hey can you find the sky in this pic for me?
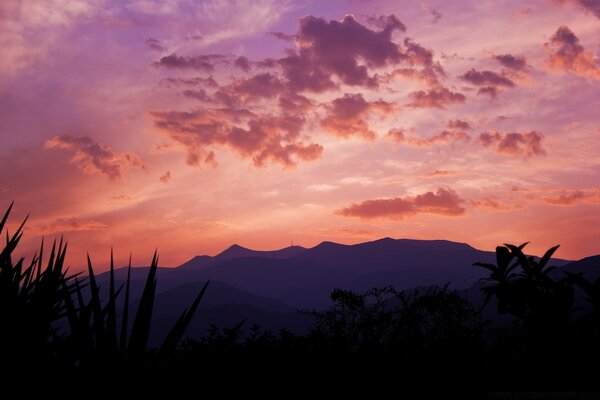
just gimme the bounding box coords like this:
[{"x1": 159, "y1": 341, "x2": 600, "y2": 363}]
[{"x1": 1, "y1": 0, "x2": 600, "y2": 269}]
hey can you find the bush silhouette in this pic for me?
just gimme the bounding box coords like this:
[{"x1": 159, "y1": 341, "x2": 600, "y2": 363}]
[{"x1": 0, "y1": 203, "x2": 208, "y2": 371}]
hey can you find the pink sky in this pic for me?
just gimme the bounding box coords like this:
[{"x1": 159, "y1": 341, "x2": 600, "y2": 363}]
[{"x1": 2, "y1": 0, "x2": 600, "y2": 269}]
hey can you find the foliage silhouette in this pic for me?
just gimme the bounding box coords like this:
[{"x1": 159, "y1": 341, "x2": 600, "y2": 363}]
[{"x1": 0, "y1": 203, "x2": 208, "y2": 370}]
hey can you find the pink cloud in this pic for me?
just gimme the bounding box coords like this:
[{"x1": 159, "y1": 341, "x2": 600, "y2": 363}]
[
  {"x1": 279, "y1": 14, "x2": 406, "y2": 90},
  {"x1": 321, "y1": 93, "x2": 393, "y2": 139},
  {"x1": 234, "y1": 56, "x2": 251, "y2": 72},
  {"x1": 479, "y1": 130, "x2": 546, "y2": 157},
  {"x1": 388, "y1": 129, "x2": 470, "y2": 147},
  {"x1": 159, "y1": 171, "x2": 171, "y2": 183},
  {"x1": 493, "y1": 54, "x2": 527, "y2": 71},
  {"x1": 153, "y1": 53, "x2": 226, "y2": 71},
  {"x1": 461, "y1": 68, "x2": 515, "y2": 98},
  {"x1": 544, "y1": 25, "x2": 600, "y2": 79},
  {"x1": 407, "y1": 87, "x2": 466, "y2": 108},
  {"x1": 151, "y1": 109, "x2": 322, "y2": 168},
  {"x1": 543, "y1": 188, "x2": 600, "y2": 205},
  {"x1": 426, "y1": 169, "x2": 456, "y2": 177},
  {"x1": 421, "y1": 3, "x2": 443, "y2": 23},
  {"x1": 446, "y1": 119, "x2": 471, "y2": 130},
  {"x1": 559, "y1": 0, "x2": 600, "y2": 19},
  {"x1": 462, "y1": 69, "x2": 515, "y2": 87},
  {"x1": 35, "y1": 217, "x2": 108, "y2": 235},
  {"x1": 146, "y1": 38, "x2": 166, "y2": 52},
  {"x1": 337, "y1": 188, "x2": 465, "y2": 219},
  {"x1": 44, "y1": 135, "x2": 147, "y2": 181}
]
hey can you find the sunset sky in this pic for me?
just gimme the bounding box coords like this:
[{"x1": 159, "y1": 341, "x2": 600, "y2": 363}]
[{"x1": 2, "y1": 0, "x2": 600, "y2": 269}]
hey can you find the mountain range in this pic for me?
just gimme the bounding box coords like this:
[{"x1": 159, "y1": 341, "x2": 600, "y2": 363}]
[{"x1": 95, "y1": 237, "x2": 596, "y2": 344}]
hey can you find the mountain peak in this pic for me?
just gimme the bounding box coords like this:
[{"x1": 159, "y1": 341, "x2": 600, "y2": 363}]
[{"x1": 217, "y1": 244, "x2": 251, "y2": 257}]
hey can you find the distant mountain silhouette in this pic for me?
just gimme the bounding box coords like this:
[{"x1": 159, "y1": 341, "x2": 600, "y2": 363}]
[
  {"x1": 177, "y1": 244, "x2": 307, "y2": 269},
  {"x1": 172, "y1": 238, "x2": 571, "y2": 308},
  {"x1": 561, "y1": 254, "x2": 600, "y2": 280},
  {"x1": 95, "y1": 237, "x2": 577, "y2": 339}
]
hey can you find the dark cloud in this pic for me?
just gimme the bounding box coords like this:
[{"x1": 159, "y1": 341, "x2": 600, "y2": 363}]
[
  {"x1": 493, "y1": 54, "x2": 527, "y2": 70},
  {"x1": 477, "y1": 86, "x2": 498, "y2": 99},
  {"x1": 159, "y1": 76, "x2": 219, "y2": 88},
  {"x1": 479, "y1": 130, "x2": 545, "y2": 157},
  {"x1": 462, "y1": 68, "x2": 515, "y2": 87},
  {"x1": 279, "y1": 14, "x2": 406, "y2": 91},
  {"x1": 337, "y1": 188, "x2": 465, "y2": 219},
  {"x1": 267, "y1": 31, "x2": 295, "y2": 41},
  {"x1": 446, "y1": 119, "x2": 471, "y2": 130},
  {"x1": 146, "y1": 38, "x2": 166, "y2": 52},
  {"x1": 461, "y1": 68, "x2": 515, "y2": 99},
  {"x1": 153, "y1": 53, "x2": 226, "y2": 71},
  {"x1": 321, "y1": 93, "x2": 393, "y2": 139},
  {"x1": 44, "y1": 135, "x2": 146, "y2": 181},
  {"x1": 182, "y1": 89, "x2": 210, "y2": 101},
  {"x1": 234, "y1": 56, "x2": 251, "y2": 72},
  {"x1": 544, "y1": 25, "x2": 600, "y2": 79},
  {"x1": 407, "y1": 87, "x2": 466, "y2": 108}
]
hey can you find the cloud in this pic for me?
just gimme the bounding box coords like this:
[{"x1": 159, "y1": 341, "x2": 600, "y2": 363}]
[
  {"x1": 153, "y1": 53, "x2": 226, "y2": 71},
  {"x1": 337, "y1": 188, "x2": 466, "y2": 219},
  {"x1": 234, "y1": 56, "x2": 251, "y2": 72},
  {"x1": 544, "y1": 190, "x2": 586, "y2": 205},
  {"x1": 544, "y1": 25, "x2": 600, "y2": 79},
  {"x1": 278, "y1": 14, "x2": 406, "y2": 91},
  {"x1": 559, "y1": 0, "x2": 600, "y2": 19},
  {"x1": 388, "y1": 129, "x2": 470, "y2": 147},
  {"x1": 478, "y1": 130, "x2": 546, "y2": 157},
  {"x1": 493, "y1": 54, "x2": 527, "y2": 70},
  {"x1": 426, "y1": 169, "x2": 456, "y2": 177},
  {"x1": 407, "y1": 87, "x2": 466, "y2": 108},
  {"x1": 477, "y1": 86, "x2": 498, "y2": 99},
  {"x1": 45, "y1": 135, "x2": 147, "y2": 181},
  {"x1": 182, "y1": 89, "x2": 211, "y2": 101},
  {"x1": 151, "y1": 109, "x2": 323, "y2": 168},
  {"x1": 159, "y1": 77, "x2": 219, "y2": 88},
  {"x1": 268, "y1": 31, "x2": 295, "y2": 41},
  {"x1": 160, "y1": 171, "x2": 171, "y2": 183},
  {"x1": 146, "y1": 38, "x2": 167, "y2": 52},
  {"x1": 461, "y1": 68, "x2": 515, "y2": 99},
  {"x1": 35, "y1": 217, "x2": 108, "y2": 235},
  {"x1": 446, "y1": 119, "x2": 471, "y2": 130},
  {"x1": 420, "y1": 3, "x2": 443, "y2": 23},
  {"x1": 321, "y1": 93, "x2": 393, "y2": 139},
  {"x1": 462, "y1": 69, "x2": 515, "y2": 87}
]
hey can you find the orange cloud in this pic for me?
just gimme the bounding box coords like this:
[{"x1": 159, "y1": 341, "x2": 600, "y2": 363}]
[
  {"x1": 151, "y1": 110, "x2": 322, "y2": 168},
  {"x1": 44, "y1": 135, "x2": 146, "y2": 181},
  {"x1": 407, "y1": 86, "x2": 465, "y2": 108},
  {"x1": 544, "y1": 25, "x2": 600, "y2": 79},
  {"x1": 337, "y1": 188, "x2": 465, "y2": 219},
  {"x1": 478, "y1": 130, "x2": 545, "y2": 157},
  {"x1": 388, "y1": 129, "x2": 470, "y2": 147},
  {"x1": 321, "y1": 93, "x2": 393, "y2": 139}
]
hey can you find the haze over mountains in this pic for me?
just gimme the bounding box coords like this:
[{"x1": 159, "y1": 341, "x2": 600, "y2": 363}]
[{"x1": 90, "y1": 237, "x2": 599, "y2": 344}]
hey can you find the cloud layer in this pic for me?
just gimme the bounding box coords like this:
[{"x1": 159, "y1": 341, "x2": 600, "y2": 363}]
[{"x1": 337, "y1": 188, "x2": 466, "y2": 219}]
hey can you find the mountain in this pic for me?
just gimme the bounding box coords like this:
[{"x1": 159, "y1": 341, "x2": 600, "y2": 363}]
[
  {"x1": 177, "y1": 244, "x2": 307, "y2": 269},
  {"x1": 154, "y1": 237, "x2": 572, "y2": 309},
  {"x1": 561, "y1": 255, "x2": 600, "y2": 280},
  {"x1": 96, "y1": 237, "x2": 575, "y2": 335}
]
